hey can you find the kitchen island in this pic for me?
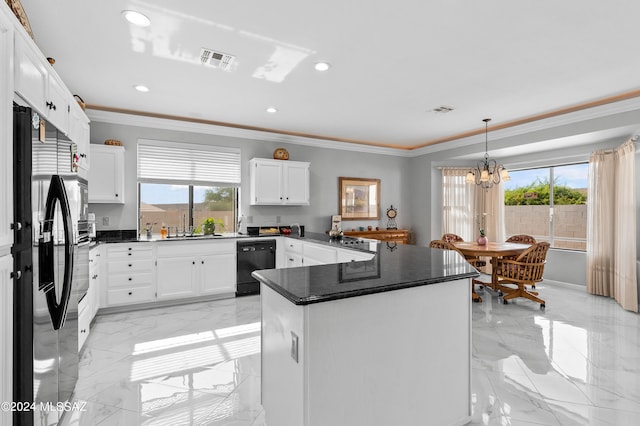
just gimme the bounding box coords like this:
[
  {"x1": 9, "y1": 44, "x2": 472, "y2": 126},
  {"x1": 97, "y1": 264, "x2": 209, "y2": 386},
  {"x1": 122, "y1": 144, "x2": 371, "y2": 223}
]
[{"x1": 253, "y1": 243, "x2": 479, "y2": 426}]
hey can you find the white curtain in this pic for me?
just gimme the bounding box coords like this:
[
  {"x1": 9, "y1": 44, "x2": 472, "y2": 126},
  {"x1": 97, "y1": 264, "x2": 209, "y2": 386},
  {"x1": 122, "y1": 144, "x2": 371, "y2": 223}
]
[
  {"x1": 587, "y1": 140, "x2": 638, "y2": 312},
  {"x1": 442, "y1": 168, "x2": 481, "y2": 241},
  {"x1": 484, "y1": 181, "x2": 506, "y2": 243}
]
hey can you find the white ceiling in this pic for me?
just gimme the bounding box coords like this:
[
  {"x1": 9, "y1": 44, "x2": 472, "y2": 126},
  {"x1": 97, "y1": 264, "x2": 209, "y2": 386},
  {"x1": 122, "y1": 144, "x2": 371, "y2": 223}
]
[{"x1": 18, "y1": 0, "x2": 640, "y2": 153}]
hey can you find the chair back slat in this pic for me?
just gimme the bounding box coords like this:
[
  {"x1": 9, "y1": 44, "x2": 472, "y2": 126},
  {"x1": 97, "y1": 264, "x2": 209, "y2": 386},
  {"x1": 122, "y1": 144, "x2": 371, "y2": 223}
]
[
  {"x1": 442, "y1": 233, "x2": 464, "y2": 243},
  {"x1": 506, "y1": 234, "x2": 537, "y2": 244}
]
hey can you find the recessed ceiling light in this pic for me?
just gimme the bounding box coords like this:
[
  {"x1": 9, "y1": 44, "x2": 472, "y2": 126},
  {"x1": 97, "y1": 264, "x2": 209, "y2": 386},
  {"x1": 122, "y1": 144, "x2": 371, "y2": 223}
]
[
  {"x1": 266, "y1": 107, "x2": 278, "y2": 113},
  {"x1": 134, "y1": 85, "x2": 150, "y2": 92},
  {"x1": 314, "y1": 62, "x2": 331, "y2": 72},
  {"x1": 122, "y1": 10, "x2": 151, "y2": 27}
]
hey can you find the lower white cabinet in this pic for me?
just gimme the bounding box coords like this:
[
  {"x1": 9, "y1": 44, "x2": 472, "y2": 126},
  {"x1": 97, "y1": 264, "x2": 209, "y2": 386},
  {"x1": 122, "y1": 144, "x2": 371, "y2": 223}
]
[
  {"x1": 156, "y1": 256, "x2": 198, "y2": 300},
  {"x1": 105, "y1": 244, "x2": 154, "y2": 307},
  {"x1": 200, "y1": 252, "x2": 236, "y2": 295},
  {"x1": 280, "y1": 239, "x2": 374, "y2": 269},
  {"x1": 304, "y1": 243, "x2": 338, "y2": 265},
  {"x1": 0, "y1": 254, "x2": 13, "y2": 426},
  {"x1": 155, "y1": 240, "x2": 237, "y2": 301},
  {"x1": 78, "y1": 295, "x2": 90, "y2": 350}
]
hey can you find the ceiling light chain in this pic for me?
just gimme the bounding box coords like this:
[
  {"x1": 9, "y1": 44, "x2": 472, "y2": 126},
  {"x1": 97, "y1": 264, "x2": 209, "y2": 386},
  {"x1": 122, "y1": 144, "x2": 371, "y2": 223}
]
[{"x1": 466, "y1": 118, "x2": 510, "y2": 190}]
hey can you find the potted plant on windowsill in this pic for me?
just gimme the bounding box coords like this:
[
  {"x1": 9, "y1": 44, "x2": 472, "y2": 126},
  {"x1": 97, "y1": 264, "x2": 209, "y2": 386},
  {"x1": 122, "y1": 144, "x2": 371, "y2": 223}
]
[{"x1": 202, "y1": 217, "x2": 224, "y2": 235}]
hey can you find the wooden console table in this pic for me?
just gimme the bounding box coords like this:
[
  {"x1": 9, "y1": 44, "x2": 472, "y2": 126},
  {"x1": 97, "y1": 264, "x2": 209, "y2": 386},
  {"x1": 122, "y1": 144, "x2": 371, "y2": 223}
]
[{"x1": 344, "y1": 229, "x2": 410, "y2": 244}]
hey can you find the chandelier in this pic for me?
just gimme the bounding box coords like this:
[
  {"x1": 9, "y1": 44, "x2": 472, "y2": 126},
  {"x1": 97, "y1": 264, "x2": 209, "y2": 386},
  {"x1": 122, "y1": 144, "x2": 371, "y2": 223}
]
[{"x1": 466, "y1": 118, "x2": 510, "y2": 190}]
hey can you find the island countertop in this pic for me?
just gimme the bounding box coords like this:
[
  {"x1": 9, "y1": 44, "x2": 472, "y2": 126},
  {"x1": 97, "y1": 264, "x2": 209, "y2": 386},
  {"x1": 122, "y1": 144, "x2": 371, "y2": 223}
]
[{"x1": 252, "y1": 240, "x2": 479, "y2": 305}]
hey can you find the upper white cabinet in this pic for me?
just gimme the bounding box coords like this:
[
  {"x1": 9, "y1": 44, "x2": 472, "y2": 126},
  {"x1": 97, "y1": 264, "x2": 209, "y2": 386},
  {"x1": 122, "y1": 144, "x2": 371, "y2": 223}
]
[
  {"x1": 14, "y1": 30, "x2": 70, "y2": 134},
  {"x1": 249, "y1": 158, "x2": 310, "y2": 205},
  {"x1": 68, "y1": 100, "x2": 90, "y2": 178},
  {"x1": 89, "y1": 145, "x2": 125, "y2": 203},
  {"x1": 0, "y1": 8, "x2": 14, "y2": 255}
]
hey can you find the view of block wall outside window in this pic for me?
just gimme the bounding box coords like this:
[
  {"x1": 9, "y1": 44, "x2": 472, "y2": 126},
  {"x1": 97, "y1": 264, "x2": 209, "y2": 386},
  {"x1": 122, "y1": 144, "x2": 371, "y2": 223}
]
[
  {"x1": 139, "y1": 183, "x2": 237, "y2": 236},
  {"x1": 504, "y1": 164, "x2": 588, "y2": 251}
]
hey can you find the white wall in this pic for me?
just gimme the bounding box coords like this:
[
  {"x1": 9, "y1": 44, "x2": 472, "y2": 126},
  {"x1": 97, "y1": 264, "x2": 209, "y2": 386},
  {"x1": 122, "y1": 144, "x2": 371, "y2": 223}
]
[{"x1": 88, "y1": 121, "x2": 411, "y2": 235}]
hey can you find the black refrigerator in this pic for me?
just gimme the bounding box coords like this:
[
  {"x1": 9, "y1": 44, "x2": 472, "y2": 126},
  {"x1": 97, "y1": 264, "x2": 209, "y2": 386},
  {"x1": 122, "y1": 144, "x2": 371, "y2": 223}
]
[{"x1": 12, "y1": 105, "x2": 89, "y2": 426}]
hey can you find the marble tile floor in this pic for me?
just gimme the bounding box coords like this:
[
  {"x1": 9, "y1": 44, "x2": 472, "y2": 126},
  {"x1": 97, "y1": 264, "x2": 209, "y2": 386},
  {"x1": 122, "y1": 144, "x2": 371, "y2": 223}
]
[{"x1": 61, "y1": 281, "x2": 640, "y2": 426}]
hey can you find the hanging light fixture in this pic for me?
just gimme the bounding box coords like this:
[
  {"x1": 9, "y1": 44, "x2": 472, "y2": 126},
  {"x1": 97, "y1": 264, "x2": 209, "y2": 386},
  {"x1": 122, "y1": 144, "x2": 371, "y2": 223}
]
[{"x1": 466, "y1": 118, "x2": 510, "y2": 190}]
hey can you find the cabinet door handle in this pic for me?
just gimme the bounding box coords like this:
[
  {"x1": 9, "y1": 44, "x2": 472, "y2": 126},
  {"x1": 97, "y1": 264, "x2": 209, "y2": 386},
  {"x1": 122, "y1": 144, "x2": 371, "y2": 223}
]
[
  {"x1": 128, "y1": 253, "x2": 132, "y2": 256},
  {"x1": 128, "y1": 278, "x2": 132, "y2": 281},
  {"x1": 115, "y1": 194, "x2": 119, "y2": 197},
  {"x1": 201, "y1": 261, "x2": 204, "y2": 264},
  {"x1": 192, "y1": 261, "x2": 195, "y2": 265},
  {"x1": 128, "y1": 292, "x2": 132, "y2": 295},
  {"x1": 128, "y1": 264, "x2": 132, "y2": 267}
]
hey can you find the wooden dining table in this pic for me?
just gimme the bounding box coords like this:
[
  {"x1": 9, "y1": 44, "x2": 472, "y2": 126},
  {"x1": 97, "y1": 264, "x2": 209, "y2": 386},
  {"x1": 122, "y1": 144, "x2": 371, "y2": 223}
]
[{"x1": 453, "y1": 241, "x2": 531, "y2": 292}]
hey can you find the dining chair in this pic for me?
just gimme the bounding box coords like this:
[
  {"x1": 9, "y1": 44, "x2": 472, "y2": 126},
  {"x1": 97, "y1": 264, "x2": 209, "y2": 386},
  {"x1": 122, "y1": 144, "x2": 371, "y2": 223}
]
[
  {"x1": 429, "y1": 240, "x2": 483, "y2": 302},
  {"x1": 495, "y1": 242, "x2": 550, "y2": 309},
  {"x1": 506, "y1": 234, "x2": 537, "y2": 244},
  {"x1": 441, "y1": 233, "x2": 464, "y2": 243},
  {"x1": 442, "y1": 233, "x2": 487, "y2": 270},
  {"x1": 504, "y1": 234, "x2": 537, "y2": 286}
]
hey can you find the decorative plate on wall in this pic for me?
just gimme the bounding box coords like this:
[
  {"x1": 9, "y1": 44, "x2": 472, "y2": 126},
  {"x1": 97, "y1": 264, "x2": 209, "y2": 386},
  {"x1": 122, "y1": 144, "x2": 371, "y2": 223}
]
[{"x1": 273, "y1": 147, "x2": 289, "y2": 160}]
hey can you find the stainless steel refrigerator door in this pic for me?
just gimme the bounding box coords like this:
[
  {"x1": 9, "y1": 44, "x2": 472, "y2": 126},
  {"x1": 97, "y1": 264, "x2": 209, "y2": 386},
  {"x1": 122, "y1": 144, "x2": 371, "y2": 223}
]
[{"x1": 32, "y1": 161, "x2": 79, "y2": 425}]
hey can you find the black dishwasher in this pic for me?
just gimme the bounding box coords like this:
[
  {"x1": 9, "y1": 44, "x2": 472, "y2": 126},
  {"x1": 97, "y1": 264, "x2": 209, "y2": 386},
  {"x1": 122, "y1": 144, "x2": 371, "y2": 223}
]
[{"x1": 236, "y1": 240, "x2": 276, "y2": 296}]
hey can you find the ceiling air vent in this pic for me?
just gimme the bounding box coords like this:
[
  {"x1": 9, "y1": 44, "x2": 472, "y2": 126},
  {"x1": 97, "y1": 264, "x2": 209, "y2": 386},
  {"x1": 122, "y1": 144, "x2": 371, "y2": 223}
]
[
  {"x1": 432, "y1": 105, "x2": 455, "y2": 113},
  {"x1": 200, "y1": 48, "x2": 235, "y2": 71}
]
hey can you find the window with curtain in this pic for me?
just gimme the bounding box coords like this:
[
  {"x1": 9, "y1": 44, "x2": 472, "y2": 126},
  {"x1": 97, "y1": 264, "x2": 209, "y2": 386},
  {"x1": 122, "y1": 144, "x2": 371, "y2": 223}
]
[
  {"x1": 504, "y1": 163, "x2": 588, "y2": 250},
  {"x1": 137, "y1": 139, "x2": 241, "y2": 236},
  {"x1": 442, "y1": 168, "x2": 482, "y2": 241}
]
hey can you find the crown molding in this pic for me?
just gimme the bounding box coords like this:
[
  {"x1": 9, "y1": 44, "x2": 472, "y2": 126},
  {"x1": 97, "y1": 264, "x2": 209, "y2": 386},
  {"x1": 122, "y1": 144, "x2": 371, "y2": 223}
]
[
  {"x1": 87, "y1": 91, "x2": 640, "y2": 159},
  {"x1": 86, "y1": 108, "x2": 415, "y2": 158}
]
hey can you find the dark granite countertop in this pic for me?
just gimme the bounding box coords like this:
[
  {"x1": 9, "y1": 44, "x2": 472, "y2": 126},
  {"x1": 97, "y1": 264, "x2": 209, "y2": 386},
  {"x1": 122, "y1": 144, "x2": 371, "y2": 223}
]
[{"x1": 252, "y1": 242, "x2": 479, "y2": 305}]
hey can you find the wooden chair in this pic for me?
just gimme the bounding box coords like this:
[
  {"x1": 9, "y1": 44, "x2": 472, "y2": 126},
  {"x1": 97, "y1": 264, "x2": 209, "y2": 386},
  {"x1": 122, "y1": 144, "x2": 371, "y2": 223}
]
[
  {"x1": 506, "y1": 234, "x2": 537, "y2": 244},
  {"x1": 429, "y1": 240, "x2": 482, "y2": 302},
  {"x1": 442, "y1": 233, "x2": 487, "y2": 270},
  {"x1": 442, "y1": 233, "x2": 464, "y2": 243},
  {"x1": 495, "y1": 242, "x2": 550, "y2": 309},
  {"x1": 504, "y1": 234, "x2": 537, "y2": 286}
]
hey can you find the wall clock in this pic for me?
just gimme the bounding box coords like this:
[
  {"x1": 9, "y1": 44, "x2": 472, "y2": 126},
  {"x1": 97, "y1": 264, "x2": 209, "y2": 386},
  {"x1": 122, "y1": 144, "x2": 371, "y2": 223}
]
[{"x1": 386, "y1": 205, "x2": 397, "y2": 230}]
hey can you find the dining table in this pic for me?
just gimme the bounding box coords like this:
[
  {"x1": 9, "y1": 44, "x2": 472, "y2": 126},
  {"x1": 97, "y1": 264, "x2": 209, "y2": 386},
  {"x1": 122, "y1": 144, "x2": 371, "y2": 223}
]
[{"x1": 453, "y1": 241, "x2": 531, "y2": 292}]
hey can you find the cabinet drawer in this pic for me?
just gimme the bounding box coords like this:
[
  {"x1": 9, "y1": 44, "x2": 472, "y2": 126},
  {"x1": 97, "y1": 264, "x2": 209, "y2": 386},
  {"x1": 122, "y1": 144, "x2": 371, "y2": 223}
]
[
  {"x1": 108, "y1": 259, "x2": 154, "y2": 273},
  {"x1": 284, "y1": 239, "x2": 303, "y2": 254},
  {"x1": 107, "y1": 286, "x2": 155, "y2": 306},
  {"x1": 107, "y1": 245, "x2": 153, "y2": 260},
  {"x1": 108, "y1": 272, "x2": 153, "y2": 288}
]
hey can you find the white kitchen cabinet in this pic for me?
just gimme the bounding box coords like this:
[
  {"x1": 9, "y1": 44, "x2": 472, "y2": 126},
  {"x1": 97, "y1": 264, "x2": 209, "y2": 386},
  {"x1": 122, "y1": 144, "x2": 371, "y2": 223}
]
[
  {"x1": 1, "y1": 10, "x2": 14, "y2": 424},
  {"x1": 0, "y1": 254, "x2": 13, "y2": 426},
  {"x1": 14, "y1": 30, "x2": 70, "y2": 134},
  {"x1": 303, "y1": 242, "x2": 337, "y2": 265},
  {"x1": 0, "y1": 8, "x2": 13, "y2": 256},
  {"x1": 68, "y1": 99, "x2": 90, "y2": 179},
  {"x1": 156, "y1": 240, "x2": 236, "y2": 300},
  {"x1": 156, "y1": 256, "x2": 198, "y2": 300},
  {"x1": 89, "y1": 244, "x2": 102, "y2": 318},
  {"x1": 283, "y1": 238, "x2": 304, "y2": 267},
  {"x1": 249, "y1": 158, "x2": 309, "y2": 205},
  {"x1": 105, "y1": 244, "x2": 154, "y2": 307},
  {"x1": 336, "y1": 247, "x2": 375, "y2": 263},
  {"x1": 199, "y1": 252, "x2": 236, "y2": 295},
  {"x1": 89, "y1": 144, "x2": 125, "y2": 203},
  {"x1": 77, "y1": 294, "x2": 90, "y2": 350}
]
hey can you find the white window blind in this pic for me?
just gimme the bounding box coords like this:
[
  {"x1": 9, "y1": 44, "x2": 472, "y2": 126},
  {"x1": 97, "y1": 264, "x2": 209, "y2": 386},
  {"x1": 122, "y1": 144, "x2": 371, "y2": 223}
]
[{"x1": 137, "y1": 139, "x2": 241, "y2": 186}]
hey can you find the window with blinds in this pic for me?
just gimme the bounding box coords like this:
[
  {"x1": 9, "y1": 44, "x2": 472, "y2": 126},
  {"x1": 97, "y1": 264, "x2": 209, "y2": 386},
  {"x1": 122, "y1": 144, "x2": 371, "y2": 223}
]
[
  {"x1": 137, "y1": 139, "x2": 240, "y2": 237},
  {"x1": 137, "y1": 139, "x2": 241, "y2": 186}
]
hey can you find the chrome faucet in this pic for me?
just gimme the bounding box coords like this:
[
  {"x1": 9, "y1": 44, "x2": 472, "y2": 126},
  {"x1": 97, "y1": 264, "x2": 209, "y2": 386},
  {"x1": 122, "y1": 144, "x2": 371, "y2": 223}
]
[{"x1": 290, "y1": 223, "x2": 300, "y2": 237}]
